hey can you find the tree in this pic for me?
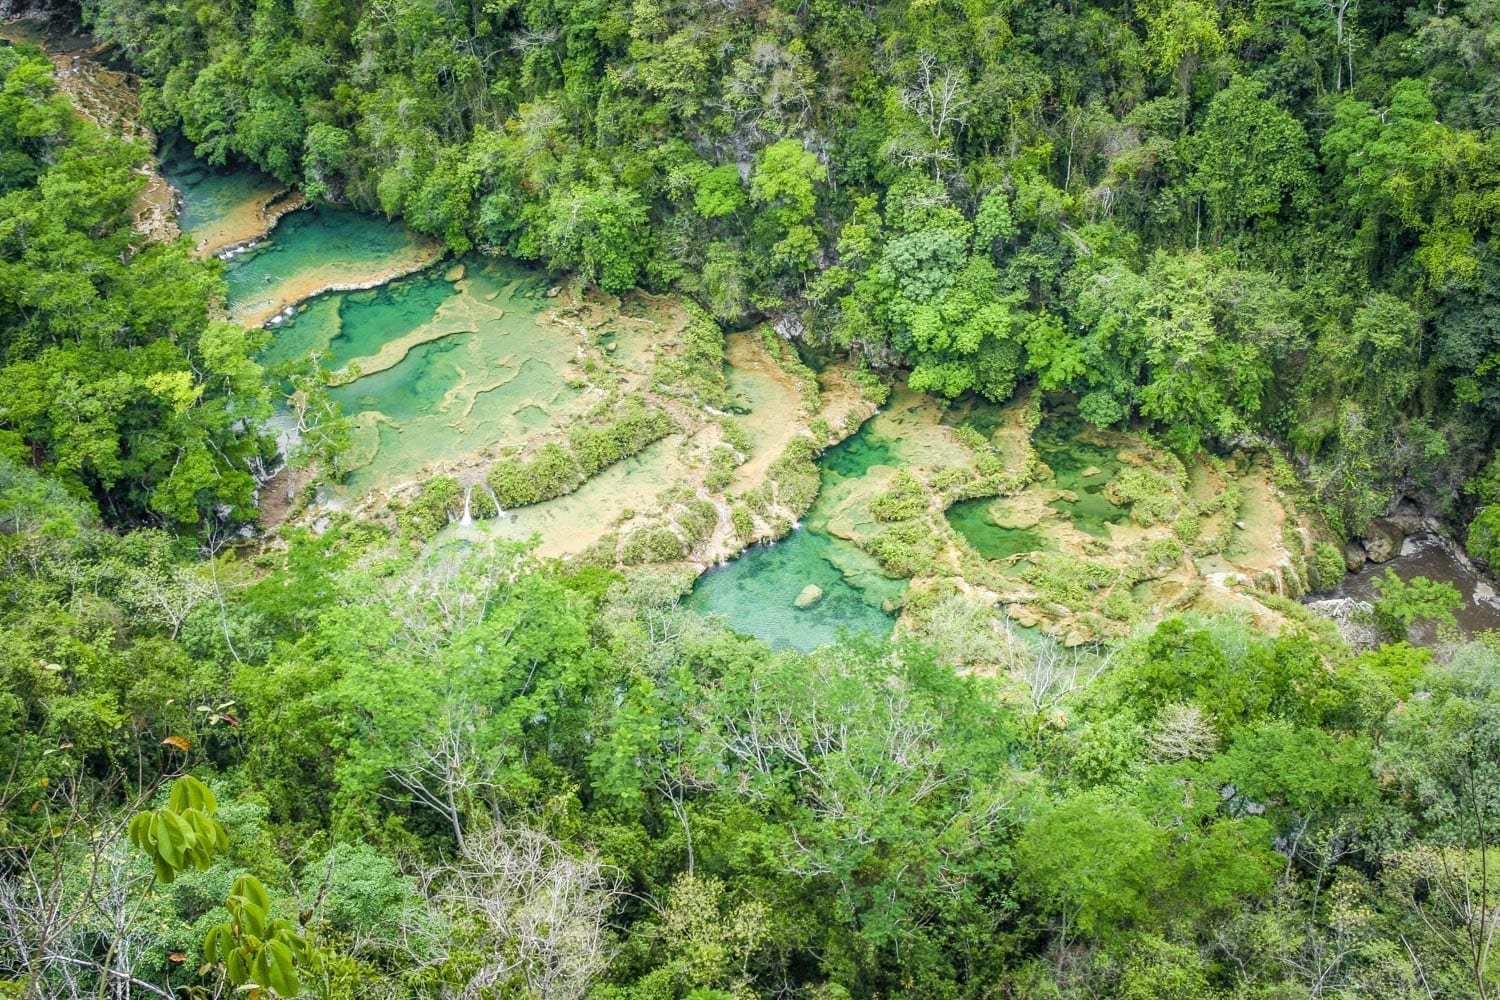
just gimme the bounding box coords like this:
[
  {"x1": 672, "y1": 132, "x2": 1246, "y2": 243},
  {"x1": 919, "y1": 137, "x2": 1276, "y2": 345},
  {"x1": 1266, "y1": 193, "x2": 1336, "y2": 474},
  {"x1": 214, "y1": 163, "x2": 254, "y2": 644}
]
[
  {"x1": 540, "y1": 183, "x2": 651, "y2": 292},
  {"x1": 1189, "y1": 77, "x2": 1314, "y2": 239}
]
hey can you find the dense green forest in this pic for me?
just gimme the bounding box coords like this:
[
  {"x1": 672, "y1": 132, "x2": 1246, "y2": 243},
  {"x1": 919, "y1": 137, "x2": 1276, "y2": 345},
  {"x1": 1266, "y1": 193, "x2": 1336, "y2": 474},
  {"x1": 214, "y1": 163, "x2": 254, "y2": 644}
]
[
  {"x1": 5, "y1": 0, "x2": 1500, "y2": 997},
  {"x1": 76, "y1": 0, "x2": 1500, "y2": 539}
]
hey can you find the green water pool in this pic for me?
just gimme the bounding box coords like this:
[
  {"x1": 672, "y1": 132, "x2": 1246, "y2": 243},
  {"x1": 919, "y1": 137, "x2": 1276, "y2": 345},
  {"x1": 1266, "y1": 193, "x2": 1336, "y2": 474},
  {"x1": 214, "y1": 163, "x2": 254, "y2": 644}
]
[
  {"x1": 1034, "y1": 416, "x2": 1129, "y2": 537},
  {"x1": 162, "y1": 150, "x2": 280, "y2": 244},
  {"x1": 944, "y1": 410, "x2": 1130, "y2": 561},
  {"x1": 945, "y1": 498, "x2": 1048, "y2": 560},
  {"x1": 685, "y1": 423, "x2": 904, "y2": 652},
  {"x1": 225, "y1": 206, "x2": 433, "y2": 324},
  {"x1": 204, "y1": 172, "x2": 578, "y2": 495}
]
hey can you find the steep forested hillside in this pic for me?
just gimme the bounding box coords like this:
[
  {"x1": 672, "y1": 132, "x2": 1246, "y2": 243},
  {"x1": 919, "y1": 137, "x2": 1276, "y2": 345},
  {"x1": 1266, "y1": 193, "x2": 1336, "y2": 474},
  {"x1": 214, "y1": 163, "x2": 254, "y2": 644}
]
[
  {"x1": 78, "y1": 0, "x2": 1500, "y2": 545},
  {"x1": 0, "y1": 42, "x2": 270, "y2": 526}
]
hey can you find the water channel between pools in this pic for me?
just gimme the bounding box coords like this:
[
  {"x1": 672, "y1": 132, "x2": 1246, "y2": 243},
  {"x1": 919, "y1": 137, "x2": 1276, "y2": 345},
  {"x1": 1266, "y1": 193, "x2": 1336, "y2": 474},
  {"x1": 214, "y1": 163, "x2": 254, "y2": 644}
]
[{"x1": 174, "y1": 156, "x2": 1500, "y2": 651}]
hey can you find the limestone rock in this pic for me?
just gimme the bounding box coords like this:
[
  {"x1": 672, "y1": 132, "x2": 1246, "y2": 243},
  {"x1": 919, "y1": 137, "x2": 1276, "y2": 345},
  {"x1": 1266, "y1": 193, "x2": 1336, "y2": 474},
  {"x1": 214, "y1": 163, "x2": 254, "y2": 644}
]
[
  {"x1": 1005, "y1": 603, "x2": 1042, "y2": 628},
  {"x1": 444, "y1": 262, "x2": 466, "y2": 282},
  {"x1": 1362, "y1": 518, "x2": 1405, "y2": 563},
  {"x1": 1306, "y1": 597, "x2": 1380, "y2": 650},
  {"x1": 794, "y1": 584, "x2": 824, "y2": 609},
  {"x1": 1343, "y1": 541, "x2": 1367, "y2": 573}
]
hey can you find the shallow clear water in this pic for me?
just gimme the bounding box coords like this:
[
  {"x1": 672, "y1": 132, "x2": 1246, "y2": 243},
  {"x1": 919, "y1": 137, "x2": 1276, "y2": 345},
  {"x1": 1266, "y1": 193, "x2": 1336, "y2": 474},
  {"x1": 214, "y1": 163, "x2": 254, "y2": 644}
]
[
  {"x1": 161, "y1": 146, "x2": 281, "y2": 244},
  {"x1": 1033, "y1": 417, "x2": 1128, "y2": 537},
  {"x1": 685, "y1": 424, "x2": 903, "y2": 652},
  {"x1": 946, "y1": 498, "x2": 1048, "y2": 560},
  {"x1": 225, "y1": 207, "x2": 433, "y2": 325},
  {"x1": 943, "y1": 410, "x2": 1128, "y2": 561},
  {"x1": 199, "y1": 169, "x2": 577, "y2": 496},
  {"x1": 317, "y1": 259, "x2": 577, "y2": 493}
]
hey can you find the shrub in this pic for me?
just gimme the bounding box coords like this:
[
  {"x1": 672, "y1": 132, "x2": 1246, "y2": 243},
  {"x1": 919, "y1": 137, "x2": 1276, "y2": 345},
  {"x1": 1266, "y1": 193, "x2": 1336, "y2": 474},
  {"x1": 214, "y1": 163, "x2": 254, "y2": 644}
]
[
  {"x1": 1107, "y1": 466, "x2": 1181, "y2": 526},
  {"x1": 1467, "y1": 506, "x2": 1500, "y2": 569},
  {"x1": 653, "y1": 308, "x2": 728, "y2": 407},
  {"x1": 676, "y1": 498, "x2": 719, "y2": 543},
  {"x1": 1307, "y1": 541, "x2": 1347, "y2": 591},
  {"x1": 730, "y1": 504, "x2": 754, "y2": 540},
  {"x1": 706, "y1": 446, "x2": 739, "y2": 492},
  {"x1": 1372, "y1": 570, "x2": 1462, "y2": 640},
  {"x1": 621, "y1": 525, "x2": 687, "y2": 564},
  {"x1": 468, "y1": 486, "x2": 499, "y2": 519},
  {"x1": 570, "y1": 395, "x2": 677, "y2": 476},
  {"x1": 488, "y1": 443, "x2": 584, "y2": 508},
  {"x1": 870, "y1": 470, "x2": 927, "y2": 522},
  {"x1": 852, "y1": 369, "x2": 892, "y2": 405},
  {"x1": 768, "y1": 438, "x2": 820, "y2": 513},
  {"x1": 865, "y1": 521, "x2": 939, "y2": 577},
  {"x1": 397, "y1": 476, "x2": 460, "y2": 538}
]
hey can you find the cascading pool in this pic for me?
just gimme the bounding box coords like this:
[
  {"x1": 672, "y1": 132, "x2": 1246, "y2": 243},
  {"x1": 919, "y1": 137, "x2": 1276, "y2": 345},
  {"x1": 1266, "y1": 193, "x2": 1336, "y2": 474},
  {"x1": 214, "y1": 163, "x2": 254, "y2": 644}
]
[
  {"x1": 943, "y1": 410, "x2": 1129, "y2": 560},
  {"x1": 172, "y1": 151, "x2": 579, "y2": 497},
  {"x1": 224, "y1": 206, "x2": 439, "y2": 327},
  {"x1": 685, "y1": 422, "x2": 905, "y2": 652}
]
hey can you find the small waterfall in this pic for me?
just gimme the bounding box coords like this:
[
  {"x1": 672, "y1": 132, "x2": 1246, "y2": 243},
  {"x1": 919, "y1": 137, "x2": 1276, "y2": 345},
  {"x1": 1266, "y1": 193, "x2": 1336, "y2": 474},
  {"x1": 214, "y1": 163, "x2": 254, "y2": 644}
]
[
  {"x1": 483, "y1": 484, "x2": 507, "y2": 520},
  {"x1": 460, "y1": 484, "x2": 474, "y2": 526}
]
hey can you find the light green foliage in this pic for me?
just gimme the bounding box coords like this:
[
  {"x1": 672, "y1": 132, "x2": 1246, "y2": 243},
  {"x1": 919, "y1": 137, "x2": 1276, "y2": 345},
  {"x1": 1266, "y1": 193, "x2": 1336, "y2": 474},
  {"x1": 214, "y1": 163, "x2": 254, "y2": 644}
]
[
  {"x1": 1106, "y1": 465, "x2": 1182, "y2": 526},
  {"x1": 397, "y1": 475, "x2": 460, "y2": 539},
  {"x1": 851, "y1": 370, "x2": 891, "y2": 405},
  {"x1": 621, "y1": 524, "x2": 687, "y2": 564},
  {"x1": 487, "y1": 398, "x2": 675, "y2": 510},
  {"x1": 865, "y1": 520, "x2": 941, "y2": 576},
  {"x1": 706, "y1": 446, "x2": 739, "y2": 492},
  {"x1": 129, "y1": 776, "x2": 229, "y2": 884},
  {"x1": 767, "y1": 438, "x2": 820, "y2": 514},
  {"x1": 751, "y1": 139, "x2": 823, "y2": 225},
  {"x1": 729, "y1": 503, "x2": 754, "y2": 540},
  {"x1": 1372, "y1": 570, "x2": 1464, "y2": 639},
  {"x1": 205, "y1": 874, "x2": 322, "y2": 997},
  {"x1": 1308, "y1": 541, "x2": 1348, "y2": 591},
  {"x1": 1468, "y1": 506, "x2": 1500, "y2": 568},
  {"x1": 569, "y1": 396, "x2": 679, "y2": 477},
  {"x1": 487, "y1": 443, "x2": 585, "y2": 509},
  {"x1": 541, "y1": 183, "x2": 651, "y2": 292},
  {"x1": 693, "y1": 164, "x2": 747, "y2": 219},
  {"x1": 654, "y1": 308, "x2": 729, "y2": 408},
  {"x1": 869, "y1": 470, "x2": 927, "y2": 522}
]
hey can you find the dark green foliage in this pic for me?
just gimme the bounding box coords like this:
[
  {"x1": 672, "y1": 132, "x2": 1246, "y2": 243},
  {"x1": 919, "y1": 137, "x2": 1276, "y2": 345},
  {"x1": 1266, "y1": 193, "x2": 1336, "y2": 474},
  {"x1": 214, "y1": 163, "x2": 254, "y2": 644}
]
[
  {"x1": 15, "y1": 0, "x2": 1500, "y2": 996},
  {"x1": 0, "y1": 48, "x2": 270, "y2": 529},
  {"x1": 71, "y1": 0, "x2": 1500, "y2": 518}
]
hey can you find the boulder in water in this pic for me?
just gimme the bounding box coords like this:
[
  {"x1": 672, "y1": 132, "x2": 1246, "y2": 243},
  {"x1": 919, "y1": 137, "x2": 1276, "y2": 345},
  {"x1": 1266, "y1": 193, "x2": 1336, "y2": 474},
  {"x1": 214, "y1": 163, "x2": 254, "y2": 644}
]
[
  {"x1": 1362, "y1": 518, "x2": 1405, "y2": 563},
  {"x1": 1343, "y1": 541, "x2": 1367, "y2": 573},
  {"x1": 794, "y1": 584, "x2": 824, "y2": 609},
  {"x1": 444, "y1": 262, "x2": 466, "y2": 282}
]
